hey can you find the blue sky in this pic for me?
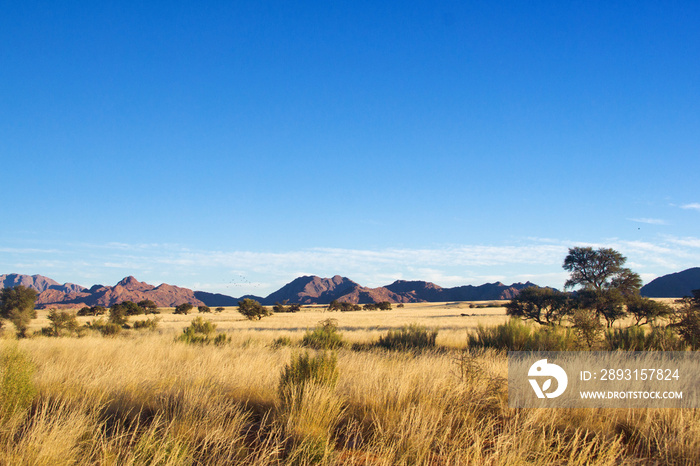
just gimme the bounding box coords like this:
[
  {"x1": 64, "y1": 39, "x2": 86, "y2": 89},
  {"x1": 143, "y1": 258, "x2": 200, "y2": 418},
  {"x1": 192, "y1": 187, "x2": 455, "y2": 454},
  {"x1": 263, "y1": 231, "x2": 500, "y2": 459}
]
[{"x1": 1, "y1": 1, "x2": 699, "y2": 296}]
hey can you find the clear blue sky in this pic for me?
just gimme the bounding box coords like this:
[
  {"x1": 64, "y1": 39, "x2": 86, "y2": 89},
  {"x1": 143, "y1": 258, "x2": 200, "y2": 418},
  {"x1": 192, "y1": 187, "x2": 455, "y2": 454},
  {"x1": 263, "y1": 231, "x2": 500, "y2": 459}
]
[{"x1": 2, "y1": 1, "x2": 699, "y2": 296}]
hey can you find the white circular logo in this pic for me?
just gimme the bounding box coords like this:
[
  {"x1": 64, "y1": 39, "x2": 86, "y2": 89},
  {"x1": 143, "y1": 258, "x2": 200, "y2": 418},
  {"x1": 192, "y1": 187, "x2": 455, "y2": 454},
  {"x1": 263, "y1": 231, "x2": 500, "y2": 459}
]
[{"x1": 528, "y1": 359, "x2": 568, "y2": 398}]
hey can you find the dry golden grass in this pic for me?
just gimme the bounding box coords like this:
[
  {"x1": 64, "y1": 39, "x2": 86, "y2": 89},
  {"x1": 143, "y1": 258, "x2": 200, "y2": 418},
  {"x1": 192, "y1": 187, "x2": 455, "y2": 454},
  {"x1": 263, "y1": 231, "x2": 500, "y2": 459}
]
[{"x1": 1, "y1": 303, "x2": 698, "y2": 465}]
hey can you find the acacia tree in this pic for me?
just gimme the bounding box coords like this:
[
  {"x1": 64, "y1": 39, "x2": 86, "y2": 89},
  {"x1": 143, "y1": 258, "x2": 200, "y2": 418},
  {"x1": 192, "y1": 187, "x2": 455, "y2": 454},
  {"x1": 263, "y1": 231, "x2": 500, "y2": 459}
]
[
  {"x1": 506, "y1": 286, "x2": 572, "y2": 326},
  {"x1": 0, "y1": 285, "x2": 38, "y2": 338},
  {"x1": 626, "y1": 295, "x2": 674, "y2": 326},
  {"x1": 237, "y1": 298, "x2": 271, "y2": 320},
  {"x1": 563, "y1": 247, "x2": 642, "y2": 327}
]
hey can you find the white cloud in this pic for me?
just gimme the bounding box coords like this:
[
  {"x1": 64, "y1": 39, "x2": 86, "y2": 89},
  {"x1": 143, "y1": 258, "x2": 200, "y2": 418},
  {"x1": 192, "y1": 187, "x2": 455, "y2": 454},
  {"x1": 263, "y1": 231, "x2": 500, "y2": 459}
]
[
  {"x1": 628, "y1": 218, "x2": 667, "y2": 225},
  {"x1": 665, "y1": 236, "x2": 700, "y2": 249},
  {"x1": 680, "y1": 203, "x2": 700, "y2": 211}
]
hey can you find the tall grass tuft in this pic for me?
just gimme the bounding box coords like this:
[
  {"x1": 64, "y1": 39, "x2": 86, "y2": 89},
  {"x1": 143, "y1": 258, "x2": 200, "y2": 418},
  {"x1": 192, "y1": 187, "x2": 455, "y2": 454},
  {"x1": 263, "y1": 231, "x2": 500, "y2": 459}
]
[
  {"x1": 376, "y1": 324, "x2": 438, "y2": 351},
  {"x1": 468, "y1": 317, "x2": 578, "y2": 351},
  {"x1": 0, "y1": 345, "x2": 37, "y2": 424},
  {"x1": 605, "y1": 325, "x2": 685, "y2": 351},
  {"x1": 279, "y1": 351, "x2": 342, "y2": 464}
]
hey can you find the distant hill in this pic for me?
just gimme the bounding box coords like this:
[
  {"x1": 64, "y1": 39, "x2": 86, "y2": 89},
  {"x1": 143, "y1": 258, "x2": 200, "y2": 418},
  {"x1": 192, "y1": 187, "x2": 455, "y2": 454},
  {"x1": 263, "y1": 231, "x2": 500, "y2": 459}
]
[
  {"x1": 641, "y1": 268, "x2": 700, "y2": 298},
  {"x1": 193, "y1": 291, "x2": 240, "y2": 307}
]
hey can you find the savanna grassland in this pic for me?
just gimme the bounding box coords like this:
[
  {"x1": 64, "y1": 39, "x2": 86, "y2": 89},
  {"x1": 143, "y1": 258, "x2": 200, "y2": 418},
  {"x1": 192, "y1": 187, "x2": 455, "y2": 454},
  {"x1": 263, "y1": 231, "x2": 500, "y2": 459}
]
[{"x1": 1, "y1": 303, "x2": 699, "y2": 465}]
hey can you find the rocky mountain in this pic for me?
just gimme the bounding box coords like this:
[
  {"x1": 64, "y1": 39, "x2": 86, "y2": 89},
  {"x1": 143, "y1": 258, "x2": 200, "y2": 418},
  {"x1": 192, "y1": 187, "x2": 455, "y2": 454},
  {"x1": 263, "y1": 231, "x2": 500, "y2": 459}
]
[
  {"x1": 1, "y1": 274, "x2": 205, "y2": 308},
  {"x1": 0, "y1": 273, "x2": 86, "y2": 294},
  {"x1": 641, "y1": 268, "x2": 700, "y2": 298},
  {"x1": 259, "y1": 275, "x2": 536, "y2": 304},
  {"x1": 262, "y1": 275, "x2": 395, "y2": 304}
]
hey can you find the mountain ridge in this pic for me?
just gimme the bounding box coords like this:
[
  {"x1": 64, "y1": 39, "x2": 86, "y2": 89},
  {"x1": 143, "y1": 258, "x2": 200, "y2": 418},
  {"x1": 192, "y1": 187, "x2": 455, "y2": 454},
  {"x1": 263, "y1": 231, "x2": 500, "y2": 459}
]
[
  {"x1": 2, "y1": 273, "x2": 540, "y2": 308},
  {"x1": 4, "y1": 268, "x2": 697, "y2": 308}
]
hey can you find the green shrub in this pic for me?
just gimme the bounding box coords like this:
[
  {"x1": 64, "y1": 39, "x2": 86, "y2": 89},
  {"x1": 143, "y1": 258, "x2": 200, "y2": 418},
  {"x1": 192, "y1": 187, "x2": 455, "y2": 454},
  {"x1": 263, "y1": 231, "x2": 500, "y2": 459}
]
[
  {"x1": 138, "y1": 299, "x2": 159, "y2": 314},
  {"x1": 198, "y1": 305, "x2": 211, "y2": 313},
  {"x1": 279, "y1": 351, "x2": 339, "y2": 402},
  {"x1": 178, "y1": 317, "x2": 230, "y2": 345},
  {"x1": 43, "y1": 309, "x2": 83, "y2": 337},
  {"x1": 327, "y1": 300, "x2": 361, "y2": 312},
  {"x1": 377, "y1": 323, "x2": 437, "y2": 351},
  {"x1": 77, "y1": 305, "x2": 106, "y2": 316},
  {"x1": 376, "y1": 301, "x2": 392, "y2": 311},
  {"x1": 85, "y1": 318, "x2": 122, "y2": 336},
  {"x1": 0, "y1": 345, "x2": 36, "y2": 423},
  {"x1": 273, "y1": 300, "x2": 301, "y2": 313},
  {"x1": 108, "y1": 304, "x2": 129, "y2": 326},
  {"x1": 133, "y1": 317, "x2": 160, "y2": 331},
  {"x1": 174, "y1": 303, "x2": 194, "y2": 315},
  {"x1": 572, "y1": 309, "x2": 604, "y2": 349},
  {"x1": 215, "y1": 307, "x2": 225, "y2": 313},
  {"x1": 301, "y1": 319, "x2": 344, "y2": 350}
]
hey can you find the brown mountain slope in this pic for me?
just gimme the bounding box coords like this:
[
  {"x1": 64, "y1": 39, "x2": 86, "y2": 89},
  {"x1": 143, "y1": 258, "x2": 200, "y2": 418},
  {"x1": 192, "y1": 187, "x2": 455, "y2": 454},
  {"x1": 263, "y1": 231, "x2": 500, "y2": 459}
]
[
  {"x1": 1, "y1": 273, "x2": 86, "y2": 294},
  {"x1": 32, "y1": 275, "x2": 204, "y2": 308}
]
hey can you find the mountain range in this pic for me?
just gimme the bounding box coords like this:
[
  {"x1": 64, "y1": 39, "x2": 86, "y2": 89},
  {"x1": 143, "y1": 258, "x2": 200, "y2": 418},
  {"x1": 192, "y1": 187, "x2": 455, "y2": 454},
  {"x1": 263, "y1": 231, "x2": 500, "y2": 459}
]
[
  {"x1": 1, "y1": 273, "x2": 535, "y2": 308},
  {"x1": 2, "y1": 267, "x2": 698, "y2": 309}
]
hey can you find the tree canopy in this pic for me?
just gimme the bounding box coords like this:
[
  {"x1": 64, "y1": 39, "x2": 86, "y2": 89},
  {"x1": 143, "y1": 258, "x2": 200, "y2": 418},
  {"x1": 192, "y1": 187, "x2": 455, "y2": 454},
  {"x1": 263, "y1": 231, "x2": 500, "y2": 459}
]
[
  {"x1": 563, "y1": 247, "x2": 641, "y2": 293},
  {"x1": 0, "y1": 285, "x2": 38, "y2": 338}
]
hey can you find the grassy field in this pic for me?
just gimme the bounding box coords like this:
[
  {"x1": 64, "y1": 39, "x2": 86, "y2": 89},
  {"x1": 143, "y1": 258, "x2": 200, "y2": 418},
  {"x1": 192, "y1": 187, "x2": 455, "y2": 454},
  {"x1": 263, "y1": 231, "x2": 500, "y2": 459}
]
[{"x1": 1, "y1": 302, "x2": 698, "y2": 465}]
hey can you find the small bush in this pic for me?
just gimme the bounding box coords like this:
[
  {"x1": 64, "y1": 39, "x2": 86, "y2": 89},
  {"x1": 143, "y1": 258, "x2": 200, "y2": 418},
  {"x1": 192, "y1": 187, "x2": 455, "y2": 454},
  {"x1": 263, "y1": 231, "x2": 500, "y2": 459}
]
[
  {"x1": 138, "y1": 299, "x2": 159, "y2": 314},
  {"x1": 42, "y1": 309, "x2": 81, "y2": 337},
  {"x1": 133, "y1": 317, "x2": 160, "y2": 331},
  {"x1": 377, "y1": 323, "x2": 437, "y2": 351},
  {"x1": 215, "y1": 307, "x2": 225, "y2": 313},
  {"x1": 174, "y1": 303, "x2": 194, "y2": 315},
  {"x1": 572, "y1": 309, "x2": 604, "y2": 349},
  {"x1": 178, "y1": 317, "x2": 229, "y2": 345},
  {"x1": 363, "y1": 303, "x2": 376, "y2": 311},
  {"x1": 87, "y1": 318, "x2": 123, "y2": 336},
  {"x1": 327, "y1": 300, "x2": 361, "y2": 312},
  {"x1": 376, "y1": 301, "x2": 392, "y2": 311},
  {"x1": 301, "y1": 319, "x2": 344, "y2": 350},
  {"x1": 273, "y1": 300, "x2": 301, "y2": 313},
  {"x1": 108, "y1": 305, "x2": 129, "y2": 327},
  {"x1": 0, "y1": 345, "x2": 37, "y2": 423},
  {"x1": 77, "y1": 305, "x2": 106, "y2": 316},
  {"x1": 198, "y1": 305, "x2": 211, "y2": 313}
]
